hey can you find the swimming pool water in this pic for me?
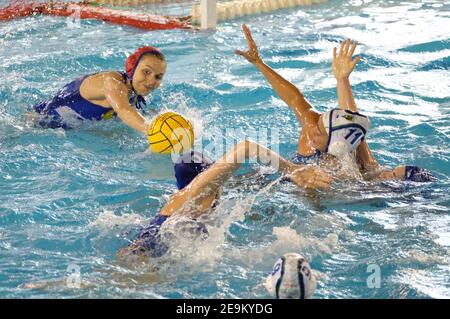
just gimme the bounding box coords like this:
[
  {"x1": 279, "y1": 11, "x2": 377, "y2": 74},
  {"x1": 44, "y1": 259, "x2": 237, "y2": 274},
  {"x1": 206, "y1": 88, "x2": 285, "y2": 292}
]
[{"x1": 0, "y1": 0, "x2": 449, "y2": 298}]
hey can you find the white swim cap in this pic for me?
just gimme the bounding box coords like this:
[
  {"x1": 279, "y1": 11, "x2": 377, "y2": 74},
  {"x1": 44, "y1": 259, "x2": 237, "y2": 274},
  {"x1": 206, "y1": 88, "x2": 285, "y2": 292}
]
[
  {"x1": 265, "y1": 253, "x2": 316, "y2": 299},
  {"x1": 322, "y1": 109, "x2": 370, "y2": 158}
]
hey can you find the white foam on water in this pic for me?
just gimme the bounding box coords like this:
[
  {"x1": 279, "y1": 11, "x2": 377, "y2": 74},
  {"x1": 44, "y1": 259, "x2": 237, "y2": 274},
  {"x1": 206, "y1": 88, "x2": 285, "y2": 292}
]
[
  {"x1": 334, "y1": 152, "x2": 364, "y2": 181},
  {"x1": 203, "y1": 177, "x2": 341, "y2": 272},
  {"x1": 271, "y1": 227, "x2": 338, "y2": 256},
  {"x1": 154, "y1": 178, "x2": 282, "y2": 277},
  {"x1": 397, "y1": 266, "x2": 450, "y2": 299},
  {"x1": 88, "y1": 211, "x2": 147, "y2": 229},
  {"x1": 160, "y1": 92, "x2": 204, "y2": 144},
  {"x1": 225, "y1": 224, "x2": 340, "y2": 273},
  {"x1": 108, "y1": 179, "x2": 282, "y2": 282},
  {"x1": 402, "y1": 249, "x2": 447, "y2": 266},
  {"x1": 157, "y1": 196, "x2": 257, "y2": 275}
]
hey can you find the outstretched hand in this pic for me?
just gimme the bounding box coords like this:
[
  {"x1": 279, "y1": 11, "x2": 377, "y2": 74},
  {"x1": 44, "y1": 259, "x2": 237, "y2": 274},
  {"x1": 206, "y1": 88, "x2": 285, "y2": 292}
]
[
  {"x1": 332, "y1": 39, "x2": 361, "y2": 80},
  {"x1": 235, "y1": 24, "x2": 262, "y2": 65},
  {"x1": 288, "y1": 165, "x2": 333, "y2": 191}
]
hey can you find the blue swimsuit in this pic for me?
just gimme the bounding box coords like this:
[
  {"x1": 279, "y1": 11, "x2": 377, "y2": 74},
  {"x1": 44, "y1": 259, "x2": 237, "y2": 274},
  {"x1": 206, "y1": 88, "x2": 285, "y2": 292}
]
[
  {"x1": 33, "y1": 71, "x2": 146, "y2": 129},
  {"x1": 131, "y1": 215, "x2": 170, "y2": 258}
]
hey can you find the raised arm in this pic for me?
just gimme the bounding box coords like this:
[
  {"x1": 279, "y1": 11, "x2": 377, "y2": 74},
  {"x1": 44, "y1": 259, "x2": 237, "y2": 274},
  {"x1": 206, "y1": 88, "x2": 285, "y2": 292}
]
[
  {"x1": 160, "y1": 140, "x2": 332, "y2": 217},
  {"x1": 103, "y1": 73, "x2": 149, "y2": 134},
  {"x1": 332, "y1": 39, "x2": 380, "y2": 171},
  {"x1": 332, "y1": 39, "x2": 361, "y2": 112},
  {"x1": 235, "y1": 24, "x2": 318, "y2": 124}
]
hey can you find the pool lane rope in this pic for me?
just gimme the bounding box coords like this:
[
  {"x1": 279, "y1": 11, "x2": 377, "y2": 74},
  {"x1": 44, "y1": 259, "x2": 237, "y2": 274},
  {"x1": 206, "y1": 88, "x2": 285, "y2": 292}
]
[
  {"x1": 90, "y1": 0, "x2": 328, "y2": 25},
  {"x1": 0, "y1": 1, "x2": 190, "y2": 30},
  {"x1": 0, "y1": 0, "x2": 328, "y2": 29},
  {"x1": 192, "y1": 0, "x2": 328, "y2": 24},
  {"x1": 81, "y1": 0, "x2": 330, "y2": 25}
]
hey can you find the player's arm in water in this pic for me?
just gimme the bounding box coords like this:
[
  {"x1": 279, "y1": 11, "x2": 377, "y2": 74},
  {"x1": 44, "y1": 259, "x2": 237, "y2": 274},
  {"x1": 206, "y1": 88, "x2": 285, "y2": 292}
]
[
  {"x1": 103, "y1": 72, "x2": 149, "y2": 134},
  {"x1": 235, "y1": 24, "x2": 327, "y2": 154},
  {"x1": 159, "y1": 140, "x2": 332, "y2": 219}
]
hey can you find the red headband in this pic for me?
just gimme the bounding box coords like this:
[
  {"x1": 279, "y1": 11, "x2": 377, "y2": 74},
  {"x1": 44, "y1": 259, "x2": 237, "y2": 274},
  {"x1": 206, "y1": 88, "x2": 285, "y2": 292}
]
[{"x1": 125, "y1": 46, "x2": 164, "y2": 80}]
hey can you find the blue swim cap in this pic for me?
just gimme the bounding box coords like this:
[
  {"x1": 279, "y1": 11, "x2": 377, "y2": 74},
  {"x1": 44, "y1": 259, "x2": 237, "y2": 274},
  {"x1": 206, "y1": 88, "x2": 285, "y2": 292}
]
[
  {"x1": 174, "y1": 151, "x2": 213, "y2": 190},
  {"x1": 405, "y1": 166, "x2": 434, "y2": 182}
]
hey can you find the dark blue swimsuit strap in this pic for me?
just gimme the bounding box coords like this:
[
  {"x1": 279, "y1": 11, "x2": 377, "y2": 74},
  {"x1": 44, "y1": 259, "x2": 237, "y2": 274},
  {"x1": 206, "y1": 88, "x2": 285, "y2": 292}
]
[
  {"x1": 292, "y1": 149, "x2": 323, "y2": 165},
  {"x1": 137, "y1": 214, "x2": 169, "y2": 239},
  {"x1": 118, "y1": 71, "x2": 147, "y2": 113}
]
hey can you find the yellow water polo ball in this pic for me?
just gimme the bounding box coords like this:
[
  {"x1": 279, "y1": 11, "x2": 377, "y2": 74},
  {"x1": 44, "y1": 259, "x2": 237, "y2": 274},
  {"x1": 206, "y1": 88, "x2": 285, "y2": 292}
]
[{"x1": 147, "y1": 111, "x2": 194, "y2": 155}]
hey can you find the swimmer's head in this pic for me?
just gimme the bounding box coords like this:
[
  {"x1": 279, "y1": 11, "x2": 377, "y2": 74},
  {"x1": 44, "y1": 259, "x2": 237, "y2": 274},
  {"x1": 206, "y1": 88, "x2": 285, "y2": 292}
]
[
  {"x1": 125, "y1": 46, "x2": 167, "y2": 96},
  {"x1": 405, "y1": 166, "x2": 435, "y2": 182},
  {"x1": 318, "y1": 109, "x2": 370, "y2": 157},
  {"x1": 174, "y1": 151, "x2": 213, "y2": 190},
  {"x1": 381, "y1": 165, "x2": 435, "y2": 182},
  {"x1": 265, "y1": 253, "x2": 316, "y2": 299}
]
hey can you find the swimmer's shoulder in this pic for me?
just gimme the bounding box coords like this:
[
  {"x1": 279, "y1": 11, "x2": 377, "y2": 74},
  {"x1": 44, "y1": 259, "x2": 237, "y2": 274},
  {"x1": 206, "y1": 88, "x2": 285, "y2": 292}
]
[
  {"x1": 82, "y1": 71, "x2": 125, "y2": 88},
  {"x1": 80, "y1": 71, "x2": 127, "y2": 101}
]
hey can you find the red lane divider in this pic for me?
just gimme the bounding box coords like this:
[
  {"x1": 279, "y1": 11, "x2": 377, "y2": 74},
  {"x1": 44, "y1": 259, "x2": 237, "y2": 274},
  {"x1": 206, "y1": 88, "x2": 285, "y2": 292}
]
[{"x1": 0, "y1": 1, "x2": 191, "y2": 30}]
